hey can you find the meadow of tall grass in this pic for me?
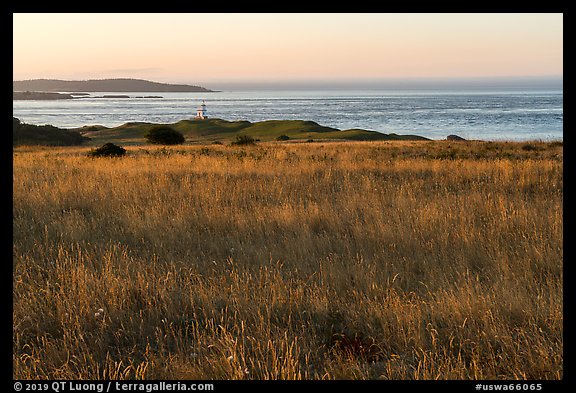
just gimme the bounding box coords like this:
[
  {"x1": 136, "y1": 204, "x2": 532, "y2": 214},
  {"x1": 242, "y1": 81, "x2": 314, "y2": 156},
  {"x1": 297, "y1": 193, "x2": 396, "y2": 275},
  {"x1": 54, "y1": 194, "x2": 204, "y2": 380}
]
[{"x1": 13, "y1": 140, "x2": 563, "y2": 380}]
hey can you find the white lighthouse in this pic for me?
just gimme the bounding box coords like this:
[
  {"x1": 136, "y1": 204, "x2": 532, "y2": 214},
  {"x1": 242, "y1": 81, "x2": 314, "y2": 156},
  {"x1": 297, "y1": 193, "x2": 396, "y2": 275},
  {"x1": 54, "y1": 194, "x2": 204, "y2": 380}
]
[{"x1": 195, "y1": 100, "x2": 207, "y2": 119}]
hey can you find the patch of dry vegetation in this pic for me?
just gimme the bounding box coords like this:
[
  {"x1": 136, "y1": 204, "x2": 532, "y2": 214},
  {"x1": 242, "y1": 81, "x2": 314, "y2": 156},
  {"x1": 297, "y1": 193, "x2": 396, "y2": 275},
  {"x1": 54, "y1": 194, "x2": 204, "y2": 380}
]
[{"x1": 13, "y1": 140, "x2": 563, "y2": 379}]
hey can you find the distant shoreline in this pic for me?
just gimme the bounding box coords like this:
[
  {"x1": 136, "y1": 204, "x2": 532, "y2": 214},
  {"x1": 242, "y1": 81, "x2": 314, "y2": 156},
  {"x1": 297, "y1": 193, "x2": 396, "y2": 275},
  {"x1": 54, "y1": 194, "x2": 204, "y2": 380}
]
[
  {"x1": 13, "y1": 91, "x2": 75, "y2": 100},
  {"x1": 13, "y1": 78, "x2": 216, "y2": 93},
  {"x1": 13, "y1": 91, "x2": 166, "y2": 100}
]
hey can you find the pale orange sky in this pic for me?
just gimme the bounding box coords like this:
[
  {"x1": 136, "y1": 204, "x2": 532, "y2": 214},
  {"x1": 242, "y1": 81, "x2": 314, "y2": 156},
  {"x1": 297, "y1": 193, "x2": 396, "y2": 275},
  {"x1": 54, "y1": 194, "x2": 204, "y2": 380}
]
[{"x1": 13, "y1": 13, "x2": 563, "y2": 85}]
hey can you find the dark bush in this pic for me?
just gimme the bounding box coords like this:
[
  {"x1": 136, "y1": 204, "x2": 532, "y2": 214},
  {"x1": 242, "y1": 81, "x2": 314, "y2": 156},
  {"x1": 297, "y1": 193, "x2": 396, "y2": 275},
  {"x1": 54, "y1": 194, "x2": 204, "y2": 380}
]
[
  {"x1": 231, "y1": 135, "x2": 256, "y2": 146},
  {"x1": 88, "y1": 143, "x2": 127, "y2": 157},
  {"x1": 548, "y1": 141, "x2": 563, "y2": 148},
  {"x1": 276, "y1": 134, "x2": 290, "y2": 141},
  {"x1": 521, "y1": 143, "x2": 543, "y2": 151},
  {"x1": 145, "y1": 126, "x2": 185, "y2": 145}
]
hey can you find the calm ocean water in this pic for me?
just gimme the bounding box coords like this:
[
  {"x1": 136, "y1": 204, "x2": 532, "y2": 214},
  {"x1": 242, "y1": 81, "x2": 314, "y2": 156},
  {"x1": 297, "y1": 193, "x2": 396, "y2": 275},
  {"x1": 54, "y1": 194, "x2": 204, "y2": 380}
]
[{"x1": 12, "y1": 89, "x2": 563, "y2": 141}]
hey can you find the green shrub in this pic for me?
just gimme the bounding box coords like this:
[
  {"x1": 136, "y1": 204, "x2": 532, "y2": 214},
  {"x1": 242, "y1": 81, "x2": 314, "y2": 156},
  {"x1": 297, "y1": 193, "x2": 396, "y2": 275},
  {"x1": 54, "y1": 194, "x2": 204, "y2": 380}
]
[
  {"x1": 145, "y1": 126, "x2": 185, "y2": 145},
  {"x1": 231, "y1": 135, "x2": 256, "y2": 146},
  {"x1": 88, "y1": 143, "x2": 126, "y2": 157},
  {"x1": 276, "y1": 134, "x2": 290, "y2": 141}
]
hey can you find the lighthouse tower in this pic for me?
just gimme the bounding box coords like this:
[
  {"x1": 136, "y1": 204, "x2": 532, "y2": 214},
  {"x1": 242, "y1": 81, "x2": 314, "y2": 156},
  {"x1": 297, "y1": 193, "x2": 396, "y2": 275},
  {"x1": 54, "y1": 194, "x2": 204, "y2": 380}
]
[{"x1": 195, "y1": 100, "x2": 207, "y2": 120}]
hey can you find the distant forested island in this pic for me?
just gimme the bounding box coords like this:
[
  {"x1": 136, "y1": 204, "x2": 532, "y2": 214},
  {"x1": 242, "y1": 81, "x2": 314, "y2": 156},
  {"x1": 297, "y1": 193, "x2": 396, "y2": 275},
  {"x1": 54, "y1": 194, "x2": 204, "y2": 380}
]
[
  {"x1": 13, "y1": 91, "x2": 76, "y2": 100},
  {"x1": 13, "y1": 78, "x2": 215, "y2": 92}
]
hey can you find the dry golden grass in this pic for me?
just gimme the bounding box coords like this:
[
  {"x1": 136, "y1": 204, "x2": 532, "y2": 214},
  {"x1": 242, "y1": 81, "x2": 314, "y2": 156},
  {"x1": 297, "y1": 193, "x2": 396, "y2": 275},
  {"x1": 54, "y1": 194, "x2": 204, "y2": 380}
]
[{"x1": 13, "y1": 140, "x2": 562, "y2": 380}]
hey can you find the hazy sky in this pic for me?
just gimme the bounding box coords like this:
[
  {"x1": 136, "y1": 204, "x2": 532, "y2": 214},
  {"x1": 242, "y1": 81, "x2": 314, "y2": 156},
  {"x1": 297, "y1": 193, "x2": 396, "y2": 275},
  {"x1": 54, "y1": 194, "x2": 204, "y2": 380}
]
[{"x1": 13, "y1": 13, "x2": 563, "y2": 86}]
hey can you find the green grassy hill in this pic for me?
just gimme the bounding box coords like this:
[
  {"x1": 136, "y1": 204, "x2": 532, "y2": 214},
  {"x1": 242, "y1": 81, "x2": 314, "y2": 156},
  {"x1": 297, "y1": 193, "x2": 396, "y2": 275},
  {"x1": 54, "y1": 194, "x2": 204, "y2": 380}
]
[
  {"x1": 80, "y1": 118, "x2": 429, "y2": 145},
  {"x1": 13, "y1": 117, "x2": 91, "y2": 146}
]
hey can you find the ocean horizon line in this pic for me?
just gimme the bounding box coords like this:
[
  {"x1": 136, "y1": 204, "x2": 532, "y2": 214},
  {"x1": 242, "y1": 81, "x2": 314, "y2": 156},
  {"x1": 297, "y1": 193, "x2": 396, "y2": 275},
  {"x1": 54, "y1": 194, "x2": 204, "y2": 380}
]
[
  {"x1": 196, "y1": 76, "x2": 563, "y2": 91},
  {"x1": 14, "y1": 75, "x2": 563, "y2": 92}
]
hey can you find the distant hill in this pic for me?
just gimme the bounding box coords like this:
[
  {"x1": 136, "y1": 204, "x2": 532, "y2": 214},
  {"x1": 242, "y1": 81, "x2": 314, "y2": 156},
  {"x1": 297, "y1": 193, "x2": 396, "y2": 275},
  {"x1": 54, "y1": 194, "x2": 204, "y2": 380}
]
[
  {"x1": 13, "y1": 78, "x2": 215, "y2": 92},
  {"x1": 80, "y1": 118, "x2": 429, "y2": 145}
]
